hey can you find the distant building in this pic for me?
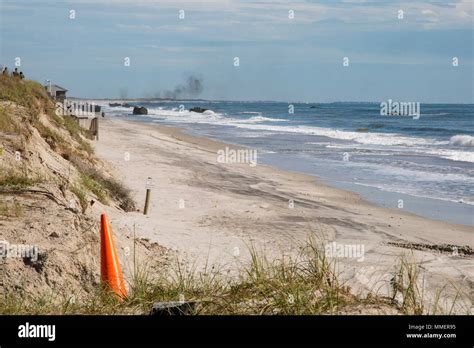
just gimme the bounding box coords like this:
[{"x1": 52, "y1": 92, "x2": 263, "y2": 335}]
[{"x1": 45, "y1": 83, "x2": 68, "y2": 101}]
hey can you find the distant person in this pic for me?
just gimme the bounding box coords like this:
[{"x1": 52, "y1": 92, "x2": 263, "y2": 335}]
[
  {"x1": 19, "y1": 72, "x2": 24, "y2": 79},
  {"x1": 12, "y1": 68, "x2": 19, "y2": 78},
  {"x1": 2, "y1": 67, "x2": 8, "y2": 76}
]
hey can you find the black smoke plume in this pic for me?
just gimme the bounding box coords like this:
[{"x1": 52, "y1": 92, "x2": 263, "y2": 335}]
[{"x1": 158, "y1": 75, "x2": 204, "y2": 99}]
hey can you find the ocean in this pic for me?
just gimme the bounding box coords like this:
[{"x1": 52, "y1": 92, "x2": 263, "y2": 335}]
[{"x1": 101, "y1": 100, "x2": 474, "y2": 226}]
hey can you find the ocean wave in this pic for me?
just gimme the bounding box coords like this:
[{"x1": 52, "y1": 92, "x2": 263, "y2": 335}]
[
  {"x1": 401, "y1": 127, "x2": 450, "y2": 133},
  {"x1": 230, "y1": 123, "x2": 446, "y2": 147},
  {"x1": 351, "y1": 182, "x2": 474, "y2": 206},
  {"x1": 431, "y1": 149, "x2": 474, "y2": 163},
  {"x1": 145, "y1": 107, "x2": 225, "y2": 122},
  {"x1": 449, "y1": 135, "x2": 474, "y2": 147},
  {"x1": 325, "y1": 143, "x2": 474, "y2": 163},
  {"x1": 144, "y1": 107, "x2": 287, "y2": 124},
  {"x1": 421, "y1": 112, "x2": 449, "y2": 116},
  {"x1": 102, "y1": 105, "x2": 132, "y2": 113},
  {"x1": 374, "y1": 164, "x2": 472, "y2": 182},
  {"x1": 237, "y1": 116, "x2": 288, "y2": 123},
  {"x1": 241, "y1": 111, "x2": 262, "y2": 115},
  {"x1": 105, "y1": 105, "x2": 474, "y2": 163}
]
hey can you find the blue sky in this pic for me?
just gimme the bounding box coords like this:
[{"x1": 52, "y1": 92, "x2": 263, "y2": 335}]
[{"x1": 0, "y1": 0, "x2": 472, "y2": 102}]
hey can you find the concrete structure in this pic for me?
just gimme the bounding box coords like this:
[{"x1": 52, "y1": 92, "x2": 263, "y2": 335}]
[
  {"x1": 74, "y1": 116, "x2": 99, "y2": 140},
  {"x1": 54, "y1": 98, "x2": 101, "y2": 140}
]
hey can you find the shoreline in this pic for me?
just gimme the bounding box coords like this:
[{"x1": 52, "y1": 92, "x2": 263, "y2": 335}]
[
  {"x1": 157, "y1": 122, "x2": 474, "y2": 229},
  {"x1": 96, "y1": 102, "x2": 473, "y2": 227},
  {"x1": 260, "y1": 154, "x2": 474, "y2": 227},
  {"x1": 95, "y1": 117, "x2": 473, "y2": 311}
]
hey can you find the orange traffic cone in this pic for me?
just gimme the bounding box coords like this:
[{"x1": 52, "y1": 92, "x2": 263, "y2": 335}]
[{"x1": 100, "y1": 213, "x2": 127, "y2": 300}]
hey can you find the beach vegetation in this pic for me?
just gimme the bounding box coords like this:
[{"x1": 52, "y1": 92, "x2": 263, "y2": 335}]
[
  {"x1": 0, "y1": 170, "x2": 37, "y2": 188},
  {"x1": 70, "y1": 155, "x2": 136, "y2": 211},
  {"x1": 0, "y1": 200, "x2": 7, "y2": 216},
  {"x1": 0, "y1": 199, "x2": 24, "y2": 218},
  {"x1": 0, "y1": 75, "x2": 53, "y2": 119},
  {"x1": 80, "y1": 174, "x2": 108, "y2": 205},
  {"x1": 0, "y1": 75, "x2": 135, "y2": 213},
  {"x1": 70, "y1": 185, "x2": 89, "y2": 214},
  {"x1": 0, "y1": 104, "x2": 20, "y2": 133},
  {"x1": 0, "y1": 237, "x2": 465, "y2": 315}
]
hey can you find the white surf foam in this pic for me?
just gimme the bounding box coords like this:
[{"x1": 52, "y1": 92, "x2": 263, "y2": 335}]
[
  {"x1": 237, "y1": 116, "x2": 288, "y2": 123},
  {"x1": 241, "y1": 111, "x2": 262, "y2": 115},
  {"x1": 107, "y1": 105, "x2": 474, "y2": 163},
  {"x1": 449, "y1": 135, "x2": 474, "y2": 147},
  {"x1": 229, "y1": 123, "x2": 446, "y2": 147}
]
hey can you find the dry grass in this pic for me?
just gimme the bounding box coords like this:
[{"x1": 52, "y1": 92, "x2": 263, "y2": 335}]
[
  {"x1": 0, "y1": 75, "x2": 93, "y2": 157},
  {"x1": 4, "y1": 236, "x2": 463, "y2": 315},
  {"x1": 0, "y1": 199, "x2": 23, "y2": 217},
  {"x1": 0, "y1": 75, "x2": 53, "y2": 120},
  {"x1": 0, "y1": 104, "x2": 20, "y2": 133},
  {"x1": 70, "y1": 155, "x2": 136, "y2": 211},
  {"x1": 70, "y1": 185, "x2": 89, "y2": 214},
  {"x1": 389, "y1": 254, "x2": 467, "y2": 315},
  {"x1": 80, "y1": 174, "x2": 108, "y2": 204},
  {"x1": 0, "y1": 170, "x2": 37, "y2": 188},
  {"x1": 0, "y1": 76, "x2": 135, "y2": 214},
  {"x1": 61, "y1": 115, "x2": 94, "y2": 155}
]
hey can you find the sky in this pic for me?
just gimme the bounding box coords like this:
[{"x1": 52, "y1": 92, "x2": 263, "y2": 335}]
[{"x1": 0, "y1": 0, "x2": 473, "y2": 102}]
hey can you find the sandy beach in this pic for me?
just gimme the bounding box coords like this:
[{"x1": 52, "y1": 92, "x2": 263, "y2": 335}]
[{"x1": 95, "y1": 117, "x2": 473, "y2": 311}]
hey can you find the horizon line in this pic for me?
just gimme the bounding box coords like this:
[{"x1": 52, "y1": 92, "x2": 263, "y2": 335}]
[{"x1": 68, "y1": 96, "x2": 474, "y2": 105}]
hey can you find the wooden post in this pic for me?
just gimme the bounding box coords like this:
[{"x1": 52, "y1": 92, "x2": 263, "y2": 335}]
[
  {"x1": 94, "y1": 117, "x2": 99, "y2": 140},
  {"x1": 143, "y1": 188, "x2": 151, "y2": 215}
]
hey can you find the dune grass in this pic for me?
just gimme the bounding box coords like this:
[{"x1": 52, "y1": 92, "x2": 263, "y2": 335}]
[
  {"x1": 0, "y1": 170, "x2": 38, "y2": 189},
  {"x1": 0, "y1": 75, "x2": 93, "y2": 157},
  {"x1": 61, "y1": 115, "x2": 94, "y2": 155},
  {"x1": 70, "y1": 185, "x2": 89, "y2": 214},
  {"x1": 80, "y1": 174, "x2": 108, "y2": 205},
  {"x1": 0, "y1": 75, "x2": 53, "y2": 119},
  {"x1": 0, "y1": 200, "x2": 23, "y2": 217},
  {"x1": 2, "y1": 236, "x2": 465, "y2": 315},
  {"x1": 0, "y1": 104, "x2": 20, "y2": 133},
  {"x1": 70, "y1": 155, "x2": 136, "y2": 211}
]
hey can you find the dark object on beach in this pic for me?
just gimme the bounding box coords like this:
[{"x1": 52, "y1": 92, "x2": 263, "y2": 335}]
[
  {"x1": 149, "y1": 301, "x2": 196, "y2": 316},
  {"x1": 133, "y1": 106, "x2": 148, "y2": 115},
  {"x1": 189, "y1": 107, "x2": 208, "y2": 113},
  {"x1": 110, "y1": 102, "x2": 134, "y2": 108},
  {"x1": 386, "y1": 241, "x2": 473, "y2": 256}
]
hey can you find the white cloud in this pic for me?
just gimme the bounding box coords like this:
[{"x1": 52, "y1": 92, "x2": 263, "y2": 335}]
[{"x1": 2, "y1": 0, "x2": 472, "y2": 31}]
